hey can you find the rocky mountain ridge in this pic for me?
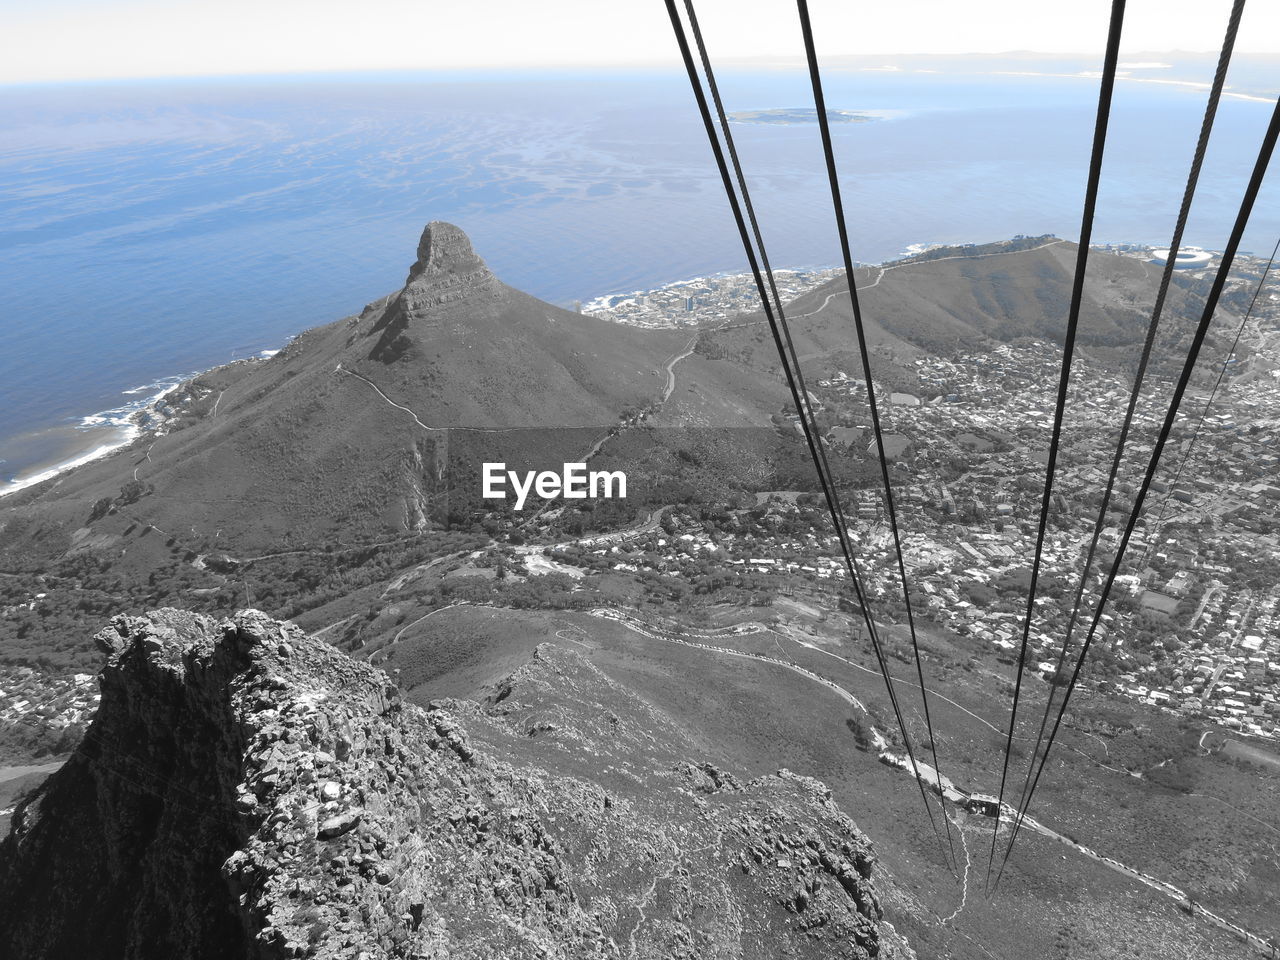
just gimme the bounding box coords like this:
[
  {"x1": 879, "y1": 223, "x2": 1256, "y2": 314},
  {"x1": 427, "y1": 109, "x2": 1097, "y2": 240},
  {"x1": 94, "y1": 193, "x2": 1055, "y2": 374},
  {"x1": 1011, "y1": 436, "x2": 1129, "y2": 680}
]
[
  {"x1": 0, "y1": 609, "x2": 915, "y2": 960},
  {"x1": 368, "y1": 221, "x2": 505, "y2": 362}
]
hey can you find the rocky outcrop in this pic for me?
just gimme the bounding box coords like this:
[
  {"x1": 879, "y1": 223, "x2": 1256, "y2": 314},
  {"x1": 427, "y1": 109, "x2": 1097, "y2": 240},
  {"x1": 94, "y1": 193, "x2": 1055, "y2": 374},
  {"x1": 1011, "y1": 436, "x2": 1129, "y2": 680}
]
[
  {"x1": 402, "y1": 221, "x2": 502, "y2": 308},
  {"x1": 0, "y1": 611, "x2": 912, "y2": 960},
  {"x1": 369, "y1": 221, "x2": 505, "y2": 361}
]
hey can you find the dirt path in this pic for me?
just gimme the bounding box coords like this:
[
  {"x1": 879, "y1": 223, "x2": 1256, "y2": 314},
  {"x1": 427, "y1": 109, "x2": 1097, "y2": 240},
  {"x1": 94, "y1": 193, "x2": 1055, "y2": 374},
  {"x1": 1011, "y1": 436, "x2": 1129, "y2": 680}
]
[
  {"x1": 588, "y1": 608, "x2": 867, "y2": 712},
  {"x1": 337, "y1": 363, "x2": 440, "y2": 432},
  {"x1": 1010, "y1": 810, "x2": 1275, "y2": 954},
  {"x1": 370, "y1": 601, "x2": 478, "y2": 664},
  {"x1": 775, "y1": 627, "x2": 1031, "y2": 741},
  {"x1": 335, "y1": 364, "x2": 509, "y2": 435},
  {"x1": 940, "y1": 812, "x2": 972, "y2": 925}
]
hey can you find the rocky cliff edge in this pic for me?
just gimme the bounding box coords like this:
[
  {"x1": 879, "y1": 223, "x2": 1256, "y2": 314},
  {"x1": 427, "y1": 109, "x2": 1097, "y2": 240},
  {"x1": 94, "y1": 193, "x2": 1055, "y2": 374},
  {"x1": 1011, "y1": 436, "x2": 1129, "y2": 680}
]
[{"x1": 0, "y1": 609, "x2": 913, "y2": 960}]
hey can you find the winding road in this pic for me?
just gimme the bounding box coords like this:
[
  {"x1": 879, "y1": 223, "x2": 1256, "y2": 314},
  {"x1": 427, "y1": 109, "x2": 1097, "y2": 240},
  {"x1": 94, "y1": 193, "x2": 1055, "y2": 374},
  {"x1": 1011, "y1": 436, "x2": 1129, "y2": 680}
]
[
  {"x1": 661, "y1": 335, "x2": 700, "y2": 403},
  {"x1": 589, "y1": 608, "x2": 867, "y2": 712}
]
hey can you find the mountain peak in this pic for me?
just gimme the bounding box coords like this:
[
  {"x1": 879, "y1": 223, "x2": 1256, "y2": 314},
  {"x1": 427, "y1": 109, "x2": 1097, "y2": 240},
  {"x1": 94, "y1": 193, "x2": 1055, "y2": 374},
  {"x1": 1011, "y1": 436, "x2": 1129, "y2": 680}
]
[
  {"x1": 363, "y1": 221, "x2": 506, "y2": 361},
  {"x1": 403, "y1": 220, "x2": 500, "y2": 299}
]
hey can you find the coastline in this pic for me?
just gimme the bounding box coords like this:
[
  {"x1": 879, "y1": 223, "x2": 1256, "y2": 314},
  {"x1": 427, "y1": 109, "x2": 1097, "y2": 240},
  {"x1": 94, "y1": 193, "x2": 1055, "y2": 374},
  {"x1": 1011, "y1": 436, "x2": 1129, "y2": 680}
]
[
  {"x1": 0, "y1": 355, "x2": 269, "y2": 500},
  {"x1": 0, "y1": 234, "x2": 1213, "y2": 501},
  {"x1": 0, "y1": 422, "x2": 143, "y2": 498},
  {"x1": 0, "y1": 379, "x2": 185, "y2": 499},
  {"x1": 5, "y1": 263, "x2": 842, "y2": 495},
  {"x1": 0, "y1": 246, "x2": 962, "y2": 497}
]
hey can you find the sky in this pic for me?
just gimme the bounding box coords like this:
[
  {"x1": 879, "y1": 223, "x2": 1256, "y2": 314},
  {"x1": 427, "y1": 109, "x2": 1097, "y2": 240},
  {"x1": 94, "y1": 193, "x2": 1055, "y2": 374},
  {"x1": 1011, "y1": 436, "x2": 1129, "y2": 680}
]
[{"x1": 2, "y1": 0, "x2": 1279, "y2": 85}]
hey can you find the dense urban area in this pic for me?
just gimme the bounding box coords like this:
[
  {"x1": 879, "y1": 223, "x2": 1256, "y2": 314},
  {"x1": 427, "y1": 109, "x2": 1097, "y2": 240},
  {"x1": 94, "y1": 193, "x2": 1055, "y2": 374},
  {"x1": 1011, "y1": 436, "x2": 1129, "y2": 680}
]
[
  {"x1": 582, "y1": 266, "x2": 844, "y2": 327},
  {"x1": 563, "y1": 242, "x2": 1280, "y2": 741}
]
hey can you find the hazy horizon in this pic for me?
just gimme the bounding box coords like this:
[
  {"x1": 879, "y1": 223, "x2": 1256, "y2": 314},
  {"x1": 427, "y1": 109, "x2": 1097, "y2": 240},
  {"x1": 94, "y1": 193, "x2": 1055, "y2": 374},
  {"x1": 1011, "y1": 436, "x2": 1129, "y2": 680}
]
[{"x1": 5, "y1": 0, "x2": 1280, "y2": 85}]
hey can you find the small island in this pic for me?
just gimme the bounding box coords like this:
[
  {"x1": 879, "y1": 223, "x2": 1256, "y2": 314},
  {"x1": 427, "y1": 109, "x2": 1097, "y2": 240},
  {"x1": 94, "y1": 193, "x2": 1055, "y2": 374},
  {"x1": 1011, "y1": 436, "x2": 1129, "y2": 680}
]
[{"x1": 728, "y1": 107, "x2": 876, "y2": 125}]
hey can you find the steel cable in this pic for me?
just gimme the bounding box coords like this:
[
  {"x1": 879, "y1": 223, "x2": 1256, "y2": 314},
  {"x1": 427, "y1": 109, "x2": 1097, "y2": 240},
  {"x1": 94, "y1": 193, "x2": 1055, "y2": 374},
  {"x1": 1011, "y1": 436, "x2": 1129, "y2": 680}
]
[
  {"x1": 794, "y1": 0, "x2": 958, "y2": 873},
  {"x1": 993, "y1": 94, "x2": 1280, "y2": 892},
  {"x1": 984, "y1": 0, "x2": 1128, "y2": 894},
  {"x1": 1008, "y1": 0, "x2": 1246, "y2": 856},
  {"x1": 665, "y1": 0, "x2": 957, "y2": 873}
]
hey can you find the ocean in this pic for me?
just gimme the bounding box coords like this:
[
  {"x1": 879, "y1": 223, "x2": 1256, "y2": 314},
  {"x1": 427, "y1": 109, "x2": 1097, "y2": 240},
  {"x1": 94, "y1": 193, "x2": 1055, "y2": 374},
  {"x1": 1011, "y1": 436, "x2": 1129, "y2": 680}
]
[{"x1": 2, "y1": 63, "x2": 1278, "y2": 493}]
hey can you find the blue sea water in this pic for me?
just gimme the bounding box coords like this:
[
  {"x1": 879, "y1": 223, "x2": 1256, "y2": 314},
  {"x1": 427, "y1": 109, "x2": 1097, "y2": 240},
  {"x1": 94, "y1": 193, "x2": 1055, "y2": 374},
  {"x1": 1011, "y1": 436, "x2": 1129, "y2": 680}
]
[{"x1": 1, "y1": 65, "x2": 1277, "y2": 489}]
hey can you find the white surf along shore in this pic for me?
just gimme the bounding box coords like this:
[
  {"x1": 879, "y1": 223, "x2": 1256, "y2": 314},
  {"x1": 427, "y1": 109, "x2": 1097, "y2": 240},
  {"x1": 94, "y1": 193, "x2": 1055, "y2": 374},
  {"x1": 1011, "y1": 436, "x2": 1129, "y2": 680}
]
[{"x1": 0, "y1": 350, "x2": 279, "y2": 500}]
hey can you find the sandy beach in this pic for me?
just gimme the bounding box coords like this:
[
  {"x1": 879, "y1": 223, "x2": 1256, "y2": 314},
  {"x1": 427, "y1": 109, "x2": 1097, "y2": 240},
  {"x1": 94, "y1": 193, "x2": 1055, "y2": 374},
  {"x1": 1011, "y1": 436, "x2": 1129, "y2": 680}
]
[
  {"x1": 0, "y1": 421, "x2": 135, "y2": 498},
  {"x1": 0, "y1": 378, "x2": 188, "y2": 499}
]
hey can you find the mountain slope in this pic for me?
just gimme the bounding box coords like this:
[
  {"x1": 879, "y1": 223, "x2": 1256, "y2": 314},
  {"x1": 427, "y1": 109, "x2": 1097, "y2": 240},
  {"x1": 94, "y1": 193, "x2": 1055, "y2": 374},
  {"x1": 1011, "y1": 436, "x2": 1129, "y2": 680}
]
[
  {"x1": 0, "y1": 222, "x2": 685, "y2": 557},
  {"x1": 0, "y1": 609, "x2": 916, "y2": 960},
  {"x1": 708, "y1": 238, "x2": 1206, "y2": 380}
]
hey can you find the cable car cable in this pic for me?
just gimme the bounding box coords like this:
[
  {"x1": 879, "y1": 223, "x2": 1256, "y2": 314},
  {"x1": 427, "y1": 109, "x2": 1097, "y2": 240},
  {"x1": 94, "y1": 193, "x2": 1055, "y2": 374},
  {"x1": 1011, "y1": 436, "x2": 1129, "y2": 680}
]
[
  {"x1": 664, "y1": 0, "x2": 956, "y2": 872},
  {"x1": 1139, "y1": 237, "x2": 1279, "y2": 569},
  {"x1": 983, "y1": 0, "x2": 1128, "y2": 894},
  {"x1": 993, "y1": 95, "x2": 1280, "y2": 892},
  {"x1": 1009, "y1": 0, "x2": 1245, "y2": 848},
  {"x1": 795, "y1": 0, "x2": 959, "y2": 874}
]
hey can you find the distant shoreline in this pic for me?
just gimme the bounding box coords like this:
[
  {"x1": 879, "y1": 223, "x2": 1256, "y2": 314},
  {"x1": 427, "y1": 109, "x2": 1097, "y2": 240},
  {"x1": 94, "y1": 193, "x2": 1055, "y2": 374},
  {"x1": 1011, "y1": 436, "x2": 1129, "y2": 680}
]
[{"x1": 727, "y1": 107, "x2": 880, "y2": 126}]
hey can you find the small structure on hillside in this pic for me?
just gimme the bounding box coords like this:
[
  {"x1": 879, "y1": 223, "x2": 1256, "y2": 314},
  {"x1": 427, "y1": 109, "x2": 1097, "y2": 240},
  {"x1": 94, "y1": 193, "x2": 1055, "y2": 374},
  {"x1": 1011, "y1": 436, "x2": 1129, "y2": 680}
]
[{"x1": 964, "y1": 793, "x2": 1002, "y2": 817}]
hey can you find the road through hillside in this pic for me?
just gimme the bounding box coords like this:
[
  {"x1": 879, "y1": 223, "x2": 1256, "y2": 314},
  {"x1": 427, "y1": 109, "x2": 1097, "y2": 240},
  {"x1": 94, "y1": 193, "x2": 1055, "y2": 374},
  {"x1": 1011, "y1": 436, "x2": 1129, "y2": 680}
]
[{"x1": 587, "y1": 606, "x2": 1275, "y2": 956}]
